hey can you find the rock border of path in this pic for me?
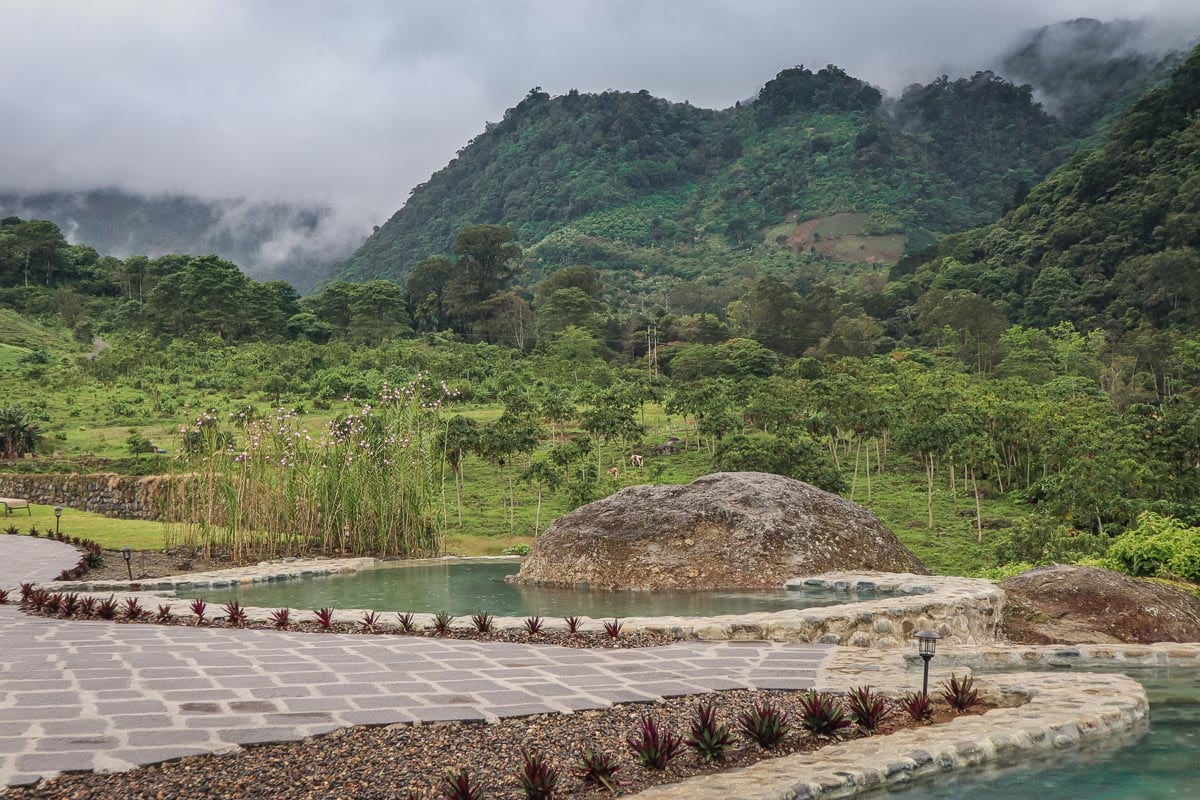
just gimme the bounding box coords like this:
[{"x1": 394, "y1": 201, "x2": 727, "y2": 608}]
[
  {"x1": 51, "y1": 560, "x2": 1004, "y2": 649},
  {"x1": 624, "y1": 642, "x2": 1147, "y2": 800}
]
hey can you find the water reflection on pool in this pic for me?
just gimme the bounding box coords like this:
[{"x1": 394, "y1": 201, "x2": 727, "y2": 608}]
[{"x1": 175, "y1": 559, "x2": 881, "y2": 618}]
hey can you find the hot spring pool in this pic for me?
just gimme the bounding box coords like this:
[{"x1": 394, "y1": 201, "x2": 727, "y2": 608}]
[
  {"x1": 173, "y1": 559, "x2": 882, "y2": 618},
  {"x1": 876, "y1": 668, "x2": 1200, "y2": 799}
]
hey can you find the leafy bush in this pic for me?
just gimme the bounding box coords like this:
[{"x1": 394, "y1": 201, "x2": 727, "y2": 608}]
[
  {"x1": 1105, "y1": 512, "x2": 1200, "y2": 582},
  {"x1": 899, "y1": 691, "x2": 934, "y2": 721},
  {"x1": 519, "y1": 751, "x2": 558, "y2": 800},
  {"x1": 502, "y1": 543, "x2": 532, "y2": 556},
  {"x1": 575, "y1": 749, "x2": 620, "y2": 791}
]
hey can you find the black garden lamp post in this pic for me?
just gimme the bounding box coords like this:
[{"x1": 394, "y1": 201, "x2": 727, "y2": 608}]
[
  {"x1": 53, "y1": 506, "x2": 62, "y2": 535},
  {"x1": 916, "y1": 630, "x2": 941, "y2": 698},
  {"x1": 121, "y1": 547, "x2": 133, "y2": 581}
]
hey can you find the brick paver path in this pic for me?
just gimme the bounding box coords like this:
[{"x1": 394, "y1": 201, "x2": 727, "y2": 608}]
[{"x1": 0, "y1": 536, "x2": 830, "y2": 787}]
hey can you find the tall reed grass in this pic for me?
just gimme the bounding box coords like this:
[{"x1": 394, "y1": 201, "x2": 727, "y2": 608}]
[{"x1": 166, "y1": 375, "x2": 450, "y2": 560}]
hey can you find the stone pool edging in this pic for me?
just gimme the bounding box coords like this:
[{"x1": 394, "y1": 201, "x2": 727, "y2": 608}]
[
  {"x1": 626, "y1": 670, "x2": 1149, "y2": 800},
  {"x1": 46, "y1": 564, "x2": 1002, "y2": 649}
]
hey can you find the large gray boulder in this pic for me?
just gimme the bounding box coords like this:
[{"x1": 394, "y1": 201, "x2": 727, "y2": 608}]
[{"x1": 514, "y1": 471, "x2": 928, "y2": 590}]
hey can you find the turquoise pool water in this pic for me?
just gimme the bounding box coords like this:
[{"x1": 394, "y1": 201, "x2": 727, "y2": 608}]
[
  {"x1": 174, "y1": 559, "x2": 880, "y2": 617},
  {"x1": 876, "y1": 668, "x2": 1199, "y2": 799}
]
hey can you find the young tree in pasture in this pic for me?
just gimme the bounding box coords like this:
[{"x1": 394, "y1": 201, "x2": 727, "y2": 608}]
[
  {"x1": 440, "y1": 415, "x2": 480, "y2": 526},
  {"x1": 520, "y1": 459, "x2": 562, "y2": 535}
]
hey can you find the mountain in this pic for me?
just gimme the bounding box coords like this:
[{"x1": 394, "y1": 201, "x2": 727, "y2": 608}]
[
  {"x1": 335, "y1": 65, "x2": 1072, "y2": 288},
  {"x1": 0, "y1": 188, "x2": 359, "y2": 293},
  {"x1": 895, "y1": 41, "x2": 1200, "y2": 332}
]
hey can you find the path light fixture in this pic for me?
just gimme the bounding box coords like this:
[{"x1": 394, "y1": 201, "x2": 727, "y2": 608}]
[
  {"x1": 53, "y1": 506, "x2": 62, "y2": 535},
  {"x1": 121, "y1": 547, "x2": 133, "y2": 581},
  {"x1": 916, "y1": 630, "x2": 941, "y2": 698}
]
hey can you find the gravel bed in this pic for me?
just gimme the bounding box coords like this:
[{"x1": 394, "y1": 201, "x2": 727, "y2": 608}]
[
  {"x1": 8, "y1": 690, "x2": 976, "y2": 799},
  {"x1": 79, "y1": 548, "x2": 242, "y2": 582}
]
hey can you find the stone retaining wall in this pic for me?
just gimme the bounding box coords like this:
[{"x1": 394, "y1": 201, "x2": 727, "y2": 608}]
[
  {"x1": 52, "y1": 564, "x2": 1003, "y2": 649},
  {"x1": 0, "y1": 473, "x2": 175, "y2": 520}
]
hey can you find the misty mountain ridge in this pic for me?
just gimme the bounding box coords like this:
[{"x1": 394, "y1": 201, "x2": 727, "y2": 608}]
[
  {"x1": 335, "y1": 17, "x2": 1192, "y2": 289},
  {"x1": 996, "y1": 17, "x2": 1195, "y2": 134},
  {"x1": 0, "y1": 188, "x2": 362, "y2": 294}
]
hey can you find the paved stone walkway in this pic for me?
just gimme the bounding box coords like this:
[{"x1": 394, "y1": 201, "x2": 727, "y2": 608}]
[{"x1": 0, "y1": 536, "x2": 830, "y2": 788}]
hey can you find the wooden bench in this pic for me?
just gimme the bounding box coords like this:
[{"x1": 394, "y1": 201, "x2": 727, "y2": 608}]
[{"x1": 0, "y1": 498, "x2": 31, "y2": 516}]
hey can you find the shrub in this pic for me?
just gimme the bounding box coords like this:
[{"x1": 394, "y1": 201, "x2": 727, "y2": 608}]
[
  {"x1": 685, "y1": 700, "x2": 734, "y2": 762},
  {"x1": 627, "y1": 715, "x2": 683, "y2": 770},
  {"x1": 156, "y1": 604, "x2": 174, "y2": 623},
  {"x1": 78, "y1": 596, "x2": 96, "y2": 618},
  {"x1": 603, "y1": 619, "x2": 622, "y2": 639},
  {"x1": 0, "y1": 588, "x2": 8, "y2": 605},
  {"x1": 269, "y1": 608, "x2": 291, "y2": 630},
  {"x1": 941, "y1": 674, "x2": 982, "y2": 712},
  {"x1": 397, "y1": 612, "x2": 417, "y2": 632},
  {"x1": 797, "y1": 691, "x2": 851, "y2": 737},
  {"x1": 524, "y1": 615, "x2": 544, "y2": 635},
  {"x1": 18, "y1": 583, "x2": 34, "y2": 603},
  {"x1": 359, "y1": 611, "x2": 382, "y2": 633},
  {"x1": 575, "y1": 749, "x2": 620, "y2": 791},
  {"x1": 1106, "y1": 512, "x2": 1200, "y2": 581},
  {"x1": 899, "y1": 691, "x2": 933, "y2": 722},
  {"x1": 564, "y1": 616, "x2": 582, "y2": 634},
  {"x1": 502, "y1": 543, "x2": 532, "y2": 556},
  {"x1": 846, "y1": 686, "x2": 892, "y2": 732},
  {"x1": 519, "y1": 750, "x2": 559, "y2": 800},
  {"x1": 471, "y1": 611, "x2": 494, "y2": 633}
]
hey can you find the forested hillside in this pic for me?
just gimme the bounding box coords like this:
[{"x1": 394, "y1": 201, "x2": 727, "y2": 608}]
[
  {"x1": 335, "y1": 63, "x2": 1074, "y2": 287},
  {"x1": 894, "y1": 42, "x2": 1200, "y2": 337}
]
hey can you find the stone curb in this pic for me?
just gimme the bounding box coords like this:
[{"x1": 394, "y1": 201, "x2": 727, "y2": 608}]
[{"x1": 626, "y1": 671, "x2": 1148, "y2": 800}]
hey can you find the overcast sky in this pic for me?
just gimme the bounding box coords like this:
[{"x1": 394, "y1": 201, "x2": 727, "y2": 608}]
[{"x1": 3, "y1": 0, "x2": 1199, "y2": 234}]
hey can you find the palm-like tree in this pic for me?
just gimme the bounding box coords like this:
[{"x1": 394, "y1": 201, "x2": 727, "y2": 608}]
[{"x1": 0, "y1": 405, "x2": 42, "y2": 459}]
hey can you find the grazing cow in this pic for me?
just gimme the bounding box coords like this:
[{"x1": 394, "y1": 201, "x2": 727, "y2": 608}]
[
  {"x1": 607, "y1": 467, "x2": 619, "y2": 478},
  {"x1": 630, "y1": 454, "x2": 644, "y2": 468}
]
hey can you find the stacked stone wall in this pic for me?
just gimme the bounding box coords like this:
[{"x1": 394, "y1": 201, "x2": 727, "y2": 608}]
[{"x1": 0, "y1": 473, "x2": 176, "y2": 520}]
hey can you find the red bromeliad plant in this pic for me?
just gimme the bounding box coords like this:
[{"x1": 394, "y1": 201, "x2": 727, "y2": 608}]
[
  {"x1": 397, "y1": 612, "x2": 417, "y2": 632},
  {"x1": 797, "y1": 690, "x2": 851, "y2": 738},
  {"x1": 564, "y1": 616, "x2": 582, "y2": 634},
  {"x1": 519, "y1": 750, "x2": 559, "y2": 800},
  {"x1": 899, "y1": 691, "x2": 934, "y2": 722},
  {"x1": 122, "y1": 597, "x2": 148, "y2": 621},
  {"x1": 57, "y1": 593, "x2": 81, "y2": 618},
  {"x1": 439, "y1": 768, "x2": 484, "y2": 800},
  {"x1": 95, "y1": 596, "x2": 119, "y2": 620},
  {"x1": 189, "y1": 597, "x2": 208, "y2": 624},
  {"x1": 78, "y1": 596, "x2": 96, "y2": 618},
  {"x1": 155, "y1": 604, "x2": 174, "y2": 623},
  {"x1": 627, "y1": 714, "x2": 683, "y2": 770},
  {"x1": 523, "y1": 615, "x2": 544, "y2": 635},
  {"x1": 737, "y1": 700, "x2": 791, "y2": 749},
  {"x1": 431, "y1": 611, "x2": 455, "y2": 636},
  {"x1": 223, "y1": 600, "x2": 247, "y2": 628},
  {"x1": 314, "y1": 607, "x2": 336, "y2": 630},
  {"x1": 846, "y1": 686, "x2": 893, "y2": 732},
  {"x1": 575, "y1": 748, "x2": 621, "y2": 791},
  {"x1": 359, "y1": 611, "x2": 382, "y2": 633},
  {"x1": 0, "y1": 588, "x2": 11, "y2": 605},
  {"x1": 603, "y1": 619, "x2": 622, "y2": 639},
  {"x1": 471, "y1": 611, "x2": 493, "y2": 633},
  {"x1": 269, "y1": 608, "x2": 291, "y2": 630},
  {"x1": 685, "y1": 700, "x2": 734, "y2": 762},
  {"x1": 941, "y1": 674, "x2": 982, "y2": 712}
]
